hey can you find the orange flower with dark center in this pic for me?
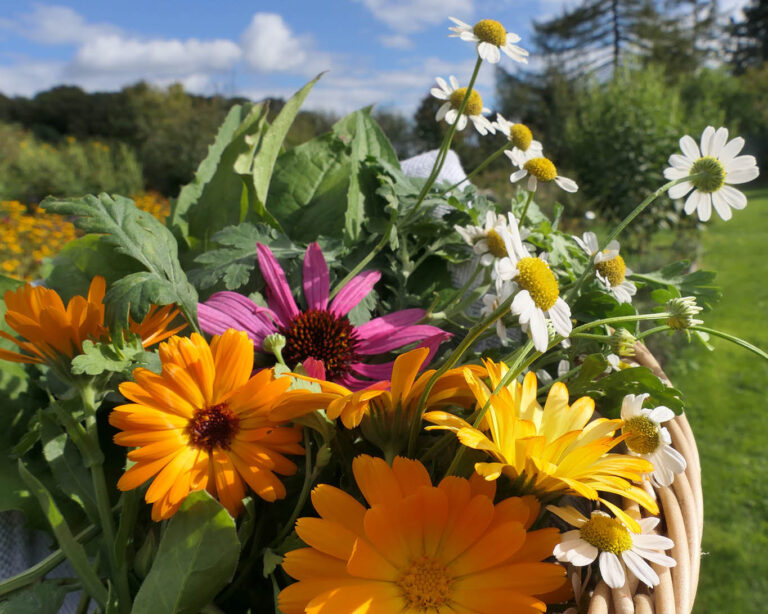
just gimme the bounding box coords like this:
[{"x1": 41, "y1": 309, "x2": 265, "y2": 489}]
[
  {"x1": 278, "y1": 455, "x2": 566, "y2": 614},
  {"x1": 110, "y1": 330, "x2": 304, "y2": 520},
  {"x1": 0, "y1": 276, "x2": 185, "y2": 368}
]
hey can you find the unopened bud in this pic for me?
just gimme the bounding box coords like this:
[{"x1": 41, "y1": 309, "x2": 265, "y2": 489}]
[
  {"x1": 610, "y1": 328, "x2": 637, "y2": 357},
  {"x1": 666, "y1": 296, "x2": 703, "y2": 330},
  {"x1": 262, "y1": 333, "x2": 287, "y2": 364}
]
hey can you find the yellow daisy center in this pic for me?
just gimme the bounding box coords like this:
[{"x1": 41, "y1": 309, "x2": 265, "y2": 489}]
[
  {"x1": 523, "y1": 157, "x2": 557, "y2": 182},
  {"x1": 186, "y1": 403, "x2": 240, "y2": 451},
  {"x1": 623, "y1": 416, "x2": 660, "y2": 455},
  {"x1": 449, "y1": 87, "x2": 483, "y2": 116},
  {"x1": 690, "y1": 156, "x2": 726, "y2": 193},
  {"x1": 595, "y1": 254, "x2": 627, "y2": 287},
  {"x1": 509, "y1": 123, "x2": 533, "y2": 151},
  {"x1": 396, "y1": 555, "x2": 453, "y2": 609},
  {"x1": 515, "y1": 257, "x2": 559, "y2": 311},
  {"x1": 580, "y1": 515, "x2": 632, "y2": 554},
  {"x1": 486, "y1": 229, "x2": 508, "y2": 258},
  {"x1": 473, "y1": 19, "x2": 507, "y2": 47}
]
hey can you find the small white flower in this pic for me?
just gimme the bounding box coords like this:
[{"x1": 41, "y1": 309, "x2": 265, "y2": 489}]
[
  {"x1": 480, "y1": 280, "x2": 515, "y2": 344},
  {"x1": 574, "y1": 231, "x2": 636, "y2": 304},
  {"x1": 498, "y1": 213, "x2": 572, "y2": 351},
  {"x1": 448, "y1": 17, "x2": 529, "y2": 64},
  {"x1": 493, "y1": 115, "x2": 543, "y2": 159},
  {"x1": 621, "y1": 393, "x2": 687, "y2": 487},
  {"x1": 431, "y1": 76, "x2": 495, "y2": 135},
  {"x1": 550, "y1": 506, "x2": 676, "y2": 589},
  {"x1": 455, "y1": 211, "x2": 511, "y2": 267},
  {"x1": 664, "y1": 126, "x2": 759, "y2": 221},
  {"x1": 507, "y1": 149, "x2": 578, "y2": 193}
]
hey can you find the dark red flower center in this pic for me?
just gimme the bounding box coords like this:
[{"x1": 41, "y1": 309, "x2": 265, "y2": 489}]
[
  {"x1": 279, "y1": 309, "x2": 360, "y2": 381},
  {"x1": 186, "y1": 403, "x2": 240, "y2": 451}
]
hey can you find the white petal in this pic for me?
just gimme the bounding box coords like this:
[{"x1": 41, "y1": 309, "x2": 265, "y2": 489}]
[
  {"x1": 726, "y1": 166, "x2": 760, "y2": 184},
  {"x1": 527, "y1": 175, "x2": 538, "y2": 191},
  {"x1": 511, "y1": 290, "x2": 533, "y2": 319},
  {"x1": 698, "y1": 193, "x2": 712, "y2": 222},
  {"x1": 630, "y1": 546, "x2": 677, "y2": 568},
  {"x1": 647, "y1": 406, "x2": 674, "y2": 423},
  {"x1": 719, "y1": 136, "x2": 745, "y2": 163},
  {"x1": 459, "y1": 31, "x2": 478, "y2": 42},
  {"x1": 725, "y1": 154, "x2": 758, "y2": 172},
  {"x1": 664, "y1": 166, "x2": 688, "y2": 180},
  {"x1": 668, "y1": 181, "x2": 693, "y2": 199},
  {"x1": 478, "y1": 42, "x2": 501, "y2": 63},
  {"x1": 431, "y1": 87, "x2": 449, "y2": 100},
  {"x1": 599, "y1": 551, "x2": 626, "y2": 589},
  {"x1": 566, "y1": 540, "x2": 599, "y2": 566},
  {"x1": 507, "y1": 32, "x2": 521, "y2": 44},
  {"x1": 632, "y1": 533, "x2": 671, "y2": 551},
  {"x1": 549, "y1": 298, "x2": 573, "y2": 336},
  {"x1": 683, "y1": 190, "x2": 701, "y2": 215},
  {"x1": 448, "y1": 16, "x2": 471, "y2": 28},
  {"x1": 711, "y1": 192, "x2": 732, "y2": 220},
  {"x1": 637, "y1": 516, "x2": 660, "y2": 533},
  {"x1": 510, "y1": 169, "x2": 527, "y2": 183},
  {"x1": 555, "y1": 175, "x2": 579, "y2": 192},
  {"x1": 709, "y1": 127, "x2": 728, "y2": 158},
  {"x1": 622, "y1": 550, "x2": 659, "y2": 587},
  {"x1": 679, "y1": 134, "x2": 700, "y2": 160},
  {"x1": 719, "y1": 185, "x2": 747, "y2": 209},
  {"x1": 436, "y1": 103, "x2": 450, "y2": 122},
  {"x1": 700, "y1": 125, "x2": 716, "y2": 156},
  {"x1": 456, "y1": 114, "x2": 468, "y2": 131},
  {"x1": 435, "y1": 76, "x2": 450, "y2": 94},
  {"x1": 661, "y1": 445, "x2": 687, "y2": 474},
  {"x1": 668, "y1": 154, "x2": 691, "y2": 170},
  {"x1": 449, "y1": 75, "x2": 459, "y2": 90},
  {"x1": 529, "y1": 309, "x2": 549, "y2": 352}
]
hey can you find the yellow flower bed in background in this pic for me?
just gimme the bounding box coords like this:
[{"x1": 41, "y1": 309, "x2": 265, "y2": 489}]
[{"x1": 1, "y1": 192, "x2": 171, "y2": 280}]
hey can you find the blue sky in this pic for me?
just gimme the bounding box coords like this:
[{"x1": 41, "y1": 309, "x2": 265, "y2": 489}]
[{"x1": 0, "y1": 1, "x2": 749, "y2": 116}]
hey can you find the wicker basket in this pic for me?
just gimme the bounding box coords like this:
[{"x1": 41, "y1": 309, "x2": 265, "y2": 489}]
[{"x1": 586, "y1": 344, "x2": 703, "y2": 614}]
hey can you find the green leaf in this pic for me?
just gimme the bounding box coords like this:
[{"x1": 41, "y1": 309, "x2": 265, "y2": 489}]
[
  {"x1": 632, "y1": 260, "x2": 722, "y2": 310},
  {"x1": 332, "y1": 108, "x2": 398, "y2": 167},
  {"x1": 170, "y1": 103, "x2": 269, "y2": 245},
  {"x1": 566, "y1": 354, "x2": 610, "y2": 397},
  {"x1": 70, "y1": 339, "x2": 158, "y2": 377},
  {"x1": 41, "y1": 194, "x2": 198, "y2": 333},
  {"x1": 587, "y1": 366, "x2": 686, "y2": 418},
  {"x1": 130, "y1": 491, "x2": 240, "y2": 614},
  {"x1": 18, "y1": 460, "x2": 108, "y2": 608},
  {"x1": 0, "y1": 582, "x2": 66, "y2": 614}
]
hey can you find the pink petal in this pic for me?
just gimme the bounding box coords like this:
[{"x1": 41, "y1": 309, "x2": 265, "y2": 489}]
[
  {"x1": 354, "y1": 309, "x2": 425, "y2": 341},
  {"x1": 338, "y1": 372, "x2": 386, "y2": 391},
  {"x1": 329, "y1": 270, "x2": 381, "y2": 316},
  {"x1": 357, "y1": 324, "x2": 450, "y2": 355},
  {"x1": 198, "y1": 292, "x2": 277, "y2": 345},
  {"x1": 302, "y1": 243, "x2": 329, "y2": 311},
  {"x1": 352, "y1": 360, "x2": 396, "y2": 380},
  {"x1": 257, "y1": 243, "x2": 299, "y2": 325},
  {"x1": 302, "y1": 357, "x2": 326, "y2": 381}
]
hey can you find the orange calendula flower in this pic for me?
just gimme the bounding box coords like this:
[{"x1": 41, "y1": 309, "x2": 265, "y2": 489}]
[
  {"x1": 0, "y1": 276, "x2": 186, "y2": 368},
  {"x1": 271, "y1": 346, "x2": 484, "y2": 430},
  {"x1": 110, "y1": 329, "x2": 304, "y2": 521},
  {"x1": 424, "y1": 361, "x2": 658, "y2": 531},
  {"x1": 278, "y1": 455, "x2": 566, "y2": 614}
]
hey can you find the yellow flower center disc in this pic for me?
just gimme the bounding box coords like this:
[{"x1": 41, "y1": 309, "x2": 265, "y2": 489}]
[
  {"x1": 595, "y1": 254, "x2": 627, "y2": 287},
  {"x1": 580, "y1": 515, "x2": 632, "y2": 554},
  {"x1": 449, "y1": 87, "x2": 484, "y2": 116},
  {"x1": 516, "y1": 257, "x2": 559, "y2": 311},
  {"x1": 486, "y1": 229, "x2": 508, "y2": 258},
  {"x1": 396, "y1": 555, "x2": 453, "y2": 609},
  {"x1": 623, "y1": 416, "x2": 660, "y2": 455},
  {"x1": 510, "y1": 123, "x2": 533, "y2": 151},
  {"x1": 473, "y1": 19, "x2": 507, "y2": 47},
  {"x1": 523, "y1": 157, "x2": 558, "y2": 182},
  {"x1": 690, "y1": 156, "x2": 726, "y2": 193}
]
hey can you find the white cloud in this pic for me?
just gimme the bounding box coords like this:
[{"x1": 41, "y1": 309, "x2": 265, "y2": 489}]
[
  {"x1": 72, "y1": 35, "x2": 241, "y2": 74},
  {"x1": 355, "y1": 0, "x2": 474, "y2": 33},
  {"x1": 11, "y1": 4, "x2": 121, "y2": 45},
  {"x1": 240, "y1": 13, "x2": 331, "y2": 75},
  {"x1": 0, "y1": 61, "x2": 65, "y2": 97},
  {"x1": 378, "y1": 34, "x2": 414, "y2": 49}
]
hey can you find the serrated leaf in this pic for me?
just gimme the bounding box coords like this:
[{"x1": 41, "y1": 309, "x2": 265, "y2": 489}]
[
  {"x1": 41, "y1": 194, "x2": 198, "y2": 333},
  {"x1": 566, "y1": 354, "x2": 610, "y2": 397},
  {"x1": 588, "y1": 367, "x2": 685, "y2": 418},
  {"x1": 0, "y1": 582, "x2": 67, "y2": 614},
  {"x1": 633, "y1": 260, "x2": 722, "y2": 310},
  {"x1": 130, "y1": 491, "x2": 240, "y2": 614},
  {"x1": 332, "y1": 108, "x2": 398, "y2": 167}
]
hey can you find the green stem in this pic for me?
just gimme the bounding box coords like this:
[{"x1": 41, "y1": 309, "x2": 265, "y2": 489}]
[
  {"x1": 329, "y1": 212, "x2": 396, "y2": 300},
  {"x1": 636, "y1": 325, "x2": 671, "y2": 340},
  {"x1": 571, "y1": 312, "x2": 671, "y2": 334},
  {"x1": 406, "y1": 292, "x2": 515, "y2": 457},
  {"x1": 518, "y1": 190, "x2": 535, "y2": 225},
  {"x1": 440, "y1": 141, "x2": 511, "y2": 195},
  {"x1": 690, "y1": 325, "x2": 768, "y2": 361},
  {"x1": 431, "y1": 260, "x2": 485, "y2": 321},
  {"x1": 570, "y1": 332, "x2": 612, "y2": 343}
]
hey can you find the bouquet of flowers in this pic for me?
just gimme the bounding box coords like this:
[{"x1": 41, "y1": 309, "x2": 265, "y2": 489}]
[{"x1": 0, "y1": 14, "x2": 763, "y2": 614}]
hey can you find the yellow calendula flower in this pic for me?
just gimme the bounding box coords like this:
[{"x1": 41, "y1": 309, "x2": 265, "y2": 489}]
[{"x1": 424, "y1": 360, "x2": 658, "y2": 531}]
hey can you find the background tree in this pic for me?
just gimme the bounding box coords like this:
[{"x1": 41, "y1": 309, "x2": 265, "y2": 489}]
[{"x1": 729, "y1": 0, "x2": 768, "y2": 73}]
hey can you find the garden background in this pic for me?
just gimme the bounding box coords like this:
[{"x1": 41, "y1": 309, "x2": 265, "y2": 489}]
[{"x1": 1, "y1": 1, "x2": 767, "y2": 612}]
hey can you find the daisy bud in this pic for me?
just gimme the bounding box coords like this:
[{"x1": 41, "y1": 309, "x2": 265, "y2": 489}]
[
  {"x1": 611, "y1": 328, "x2": 637, "y2": 357},
  {"x1": 666, "y1": 296, "x2": 703, "y2": 330},
  {"x1": 263, "y1": 333, "x2": 287, "y2": 362}
]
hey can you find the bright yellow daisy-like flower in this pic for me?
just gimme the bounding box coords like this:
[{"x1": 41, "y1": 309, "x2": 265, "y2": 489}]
[
  {"x1": 0, "y1": 276, "x2": 186, "y2": 369},
  {"x1": 271, "y1": 347, "x2": 483, "y2": 430},
  {"x1": 278, "y1": 454, "x2": 566, "y2": 614},
  {"x1": 110, "y1": 330, "x2": 304, "y2": 521},
  {"x1": 424, "y1": 361, "x2": 657, "y2": 531}
]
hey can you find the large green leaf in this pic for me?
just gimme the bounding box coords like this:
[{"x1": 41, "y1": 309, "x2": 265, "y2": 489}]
[
  {"x1": 130, "y1": 491, "x2": 240, "y2": 614},
  {"x1": 332, "y1": 108, "x2": 398, "y2": 167},
  {"x1": 0, "y1": 582, "x2": 66, "y2": 614},
  {"x1": 170, "y1": 103, "x2": 267, "y2": 246},
  {"x1": 41, "y1": 194, "x2": 198, "y2": 333}
]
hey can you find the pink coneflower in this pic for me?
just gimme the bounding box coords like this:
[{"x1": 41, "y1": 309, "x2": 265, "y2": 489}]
[{"x1": 198, "y1": 242, "x2": 449, "y2": 390}]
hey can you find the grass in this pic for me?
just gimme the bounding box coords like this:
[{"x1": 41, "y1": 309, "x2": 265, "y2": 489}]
[{"x1": 660, "y1": 188, "x2": 768, "y2": 613}]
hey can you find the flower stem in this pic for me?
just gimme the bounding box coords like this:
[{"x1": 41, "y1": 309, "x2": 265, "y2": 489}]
[
  {"x1": 571, "y1": 312, "x2": 671, "y2": 334},
  {"x1": 518, "y1": 190, "x2": 535, "y2": 225},
  {"x1": 690, "y1": 325, "x2": 768, "y2": 361},
  {"x1": 636, "y1": 325, "x2": 671, "y2": 340},
  {"x1": 440, "y1": 141, "x2": 511, "y2": 195}
]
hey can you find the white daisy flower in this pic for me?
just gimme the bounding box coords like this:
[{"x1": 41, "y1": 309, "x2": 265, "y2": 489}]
[
  {"x1": 606, "y1": 353, "x2": 631, "y2": 372},
  {"x1": 493, "y1": 115, "x2": 543, "y2": 159},
  {"x1": 497, "y1": 213, "x2": 572, "y2": 351},
  {"x1": 448, "y1": 17, "x2": 529, "y2": 64},
  {"x1": 664, "y1": 126, "x2": 760, "y2": 222},
  {"x1": 621, "y1": 393, "x2": 687, "y2": 487},
  {"x1": 550, "y1": 506, "x2": 676, "y2": 589},
  {"x1": 507, "y1": 149, "x2": 578, "y2": 193},
  {"x1": 480, "y1": 280, "x2": 515, "y2": 344},
  {"x1": 455, "y1": 211, "x2": 511, "y2": 267},
  {"x1": 431, "y1": 76, "x2": 495, "y2": 135},
  {"x1": 574, "y1": 231, "x2": 636, "y2": 304}
]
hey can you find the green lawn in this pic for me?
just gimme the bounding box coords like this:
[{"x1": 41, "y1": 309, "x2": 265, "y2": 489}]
[{"x1": 662, "y1": 188, "x2": 768, "y2": 613}]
